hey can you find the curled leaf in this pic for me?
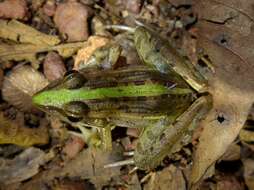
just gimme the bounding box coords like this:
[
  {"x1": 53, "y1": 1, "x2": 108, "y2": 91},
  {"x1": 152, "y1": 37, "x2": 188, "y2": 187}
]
[
  {"x1": 0, "y1": 147, "x2": 54, "y2": 185},
  {"x1": 0, "y1": 19, "x2": 60, "y2": 46},
  {"x1": 2, "y1": 65, "x2": 49, "y2": 111}
]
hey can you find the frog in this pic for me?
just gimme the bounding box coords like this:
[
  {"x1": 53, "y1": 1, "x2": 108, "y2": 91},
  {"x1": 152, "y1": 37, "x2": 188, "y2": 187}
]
[{"x1": 32, "y1": 26, "x2": 212, "y2": 170}]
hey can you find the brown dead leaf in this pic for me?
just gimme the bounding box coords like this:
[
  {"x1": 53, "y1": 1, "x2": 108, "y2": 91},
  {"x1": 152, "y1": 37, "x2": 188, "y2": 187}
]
[
  {"x1": 53, "y1": 180, "x2": 87, "y2": 190},
  {"x1": 0, "y1": 112, "x2": 49, "y2": 147},
  {"x1": 28, "y1": 145, "x2": 123, "y2": 189},
  {"x1": 220, "y1": 143, "x2": 241, "y2": 161},
  {"x1": 54, "y1": 1, "x2": 90, "y2": 42},
  {"x1": 216, "y1": 175, "x2": 245, "y2": 190},
  {"x1": 0, "y1": 0, "x2": 28, "y2": 20},
  {"x1": 249, "y1": 106, "x2": 254, "y2": 120},
  {"x1": 243, "y1": 159, "x2": 254, "y2": 190},
  {"x1": 144, "y1": 165, "x2": 186, "y2": 190},
  {"x1": 0, "y1": 41, "x2": 84, "y2": 63},
  {"x1": 0, "y1": 147, "x2": 54, "y2": 185},
  {"x1": 0, "y1": 19, "x2": 60, "y2": 46},
  {"x1": 191, "y1": 0, "x2": 254, "y2": 185},
  {"x1": 168, "y1": 0, "x2": 192, "y2": 7}
]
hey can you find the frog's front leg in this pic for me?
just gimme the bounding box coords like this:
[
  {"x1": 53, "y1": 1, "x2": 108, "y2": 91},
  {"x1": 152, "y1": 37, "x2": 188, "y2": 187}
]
[
  {"x1": 64, "y1": 117, "x2": 113, "y2": 151},
  {"x1": 134, "y1": 95, "x2": 212, "y2": 170},
  {"x1": 78, "y1": 42, "x2": 122, "y2": 70}
]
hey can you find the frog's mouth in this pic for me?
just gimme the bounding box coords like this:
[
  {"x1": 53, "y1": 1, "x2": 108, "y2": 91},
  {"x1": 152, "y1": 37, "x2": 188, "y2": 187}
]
[{"x1": 33, "y1": 102, "x2": 62, "y2": 116}]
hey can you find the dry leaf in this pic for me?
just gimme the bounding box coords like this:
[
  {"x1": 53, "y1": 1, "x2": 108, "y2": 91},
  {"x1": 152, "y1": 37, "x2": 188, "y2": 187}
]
[
  {"x1": 216, "y1": 175, "x2": 245, "y2": 190},
  {"x1": 0, "y1": 147, "x2": 54, "y2": 185},
  {"x1": 0, "y1": 112, "x2": 49, "y2": 147},
  {"x1": 191, "y1": 0, "x2": 254, "y2": 185},
  {"x1": 2, "y1": 65, "x2": 49, "y2": 111},
  {"x1": 0, "y1": 19, "x2": 60, "y2": 46},
  {"x1": 29, "y1": 145, "x2": 123, "y2": 189},
  {"x1": 0, "y1": 42, "x2": 84, "y2": 63},
  {"x1": 219, "y1": 143, "x2": 241, "y2": 161},
  {"x1": 144, "y1": 165, "x2": 186, "y2": 190}
]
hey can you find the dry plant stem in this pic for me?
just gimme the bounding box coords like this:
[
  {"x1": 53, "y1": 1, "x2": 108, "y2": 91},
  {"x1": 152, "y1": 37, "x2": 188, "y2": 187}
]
[
  {"x1": 105, "y1": 25, "x2": 135, "y2": 33},
  {"x1": 140, "y1": 171, "x2": 155, "y2": 184},
  {"x1": 103, "y1": 158, "x2": 135, "y2": 168},
  {"x1": 123, "y1": 151, "x2": 135, "y2": 156}
]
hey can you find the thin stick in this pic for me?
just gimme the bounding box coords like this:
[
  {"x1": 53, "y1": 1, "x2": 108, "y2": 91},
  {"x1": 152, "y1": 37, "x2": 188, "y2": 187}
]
[
  {"x1": 104, "y1": 158, "x2": 135, "y2": 168},
  {"x1": 105, "y1": 25, "x2": 135, "y2": 33}
]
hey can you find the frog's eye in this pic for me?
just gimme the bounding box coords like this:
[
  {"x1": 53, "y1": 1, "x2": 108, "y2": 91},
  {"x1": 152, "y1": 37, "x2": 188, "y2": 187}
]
[
  {"x1": 63, "y1": 71, "x2": 87, "y2": 89},
  {"x1": 64, "y1": 101, "x2": 89, "y2": 122}
]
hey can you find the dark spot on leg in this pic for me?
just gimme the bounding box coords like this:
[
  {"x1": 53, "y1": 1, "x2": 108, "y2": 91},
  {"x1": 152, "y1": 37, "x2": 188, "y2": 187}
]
[{"x1": 150, "y1": 146, "x2": 154, "y2": 153}]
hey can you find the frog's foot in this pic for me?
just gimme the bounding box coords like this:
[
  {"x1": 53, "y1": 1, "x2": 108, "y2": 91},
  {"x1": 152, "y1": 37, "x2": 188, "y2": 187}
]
[
  {"x1": 68, "y1": 126, "x2": 101, "y2": 147},
  {"x1": 196, "y1": 53, "x2": 215, "y2": 79}
]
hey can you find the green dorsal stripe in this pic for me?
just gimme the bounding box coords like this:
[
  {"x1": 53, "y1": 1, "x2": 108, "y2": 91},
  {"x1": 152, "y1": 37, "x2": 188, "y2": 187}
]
[{"x1": 33, "y1": 84, "x2": 193, "y2": 107}]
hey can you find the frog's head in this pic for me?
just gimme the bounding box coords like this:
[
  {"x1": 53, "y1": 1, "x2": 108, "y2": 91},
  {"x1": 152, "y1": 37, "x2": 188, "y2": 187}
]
[{"x1": 32, "y1": 71, "x2": 89, "y2": 122}]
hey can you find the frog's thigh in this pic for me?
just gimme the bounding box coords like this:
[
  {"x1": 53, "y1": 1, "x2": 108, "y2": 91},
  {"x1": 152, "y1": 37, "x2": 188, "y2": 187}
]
[{"x1": 134, "y1": 96, "x2": 211, "y2": 170}]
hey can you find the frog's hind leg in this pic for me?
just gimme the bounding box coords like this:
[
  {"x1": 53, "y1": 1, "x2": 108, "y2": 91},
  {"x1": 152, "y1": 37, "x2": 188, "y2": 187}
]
[{"x1": 134, "y1": 95, "x2": 212, "y2": 170}]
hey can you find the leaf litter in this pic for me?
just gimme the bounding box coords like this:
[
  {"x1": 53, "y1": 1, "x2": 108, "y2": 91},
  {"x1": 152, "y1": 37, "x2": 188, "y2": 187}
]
[{"x1": 0, "y1": 0, "x2": 253, "y2": 189}]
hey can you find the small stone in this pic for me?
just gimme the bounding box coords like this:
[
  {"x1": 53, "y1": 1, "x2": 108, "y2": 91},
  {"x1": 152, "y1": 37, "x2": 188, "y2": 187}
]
[
  {"x1": 54, "y1": 0, "x2": 90, "y2": 42},
  {"x1": 43, "y1": 52, "x2": 66, "y2": 81},
  {"x1": 0, "y1": 0, "x2": 28, "y2": 20}
]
